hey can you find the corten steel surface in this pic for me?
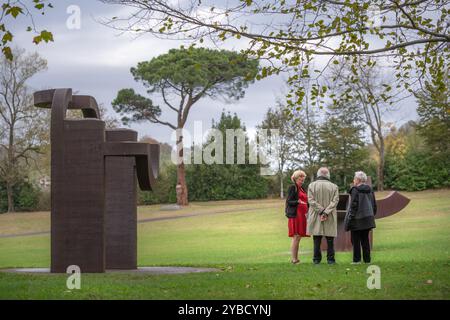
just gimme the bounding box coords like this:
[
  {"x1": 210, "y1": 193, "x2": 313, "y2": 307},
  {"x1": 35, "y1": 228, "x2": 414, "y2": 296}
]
[
  {"x1": 105, "y1": 129, "x2": 138, "y2": 270},
  {"x1": 320, "y1": 184, "x2": 410, "y2": 251},
  {"x1": 34, "y1": 88, "x2": 159, "y2": 273}
]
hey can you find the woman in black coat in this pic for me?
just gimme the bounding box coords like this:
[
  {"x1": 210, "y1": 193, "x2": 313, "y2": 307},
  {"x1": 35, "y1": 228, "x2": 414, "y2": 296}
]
[{"x1": 345, "y1": 171, "x2": 377, "y2": 264}]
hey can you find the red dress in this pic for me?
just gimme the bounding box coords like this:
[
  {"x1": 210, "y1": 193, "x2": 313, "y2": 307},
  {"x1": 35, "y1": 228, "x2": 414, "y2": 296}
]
[{"x1": 288, "y1": 187, "x2": 310, "y2": 237}]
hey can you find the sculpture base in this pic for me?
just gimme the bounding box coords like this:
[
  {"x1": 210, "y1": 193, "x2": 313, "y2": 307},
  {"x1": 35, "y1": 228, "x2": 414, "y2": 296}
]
[{"x1": 0, "y1": 267, "x2": 221, "y2": 274}]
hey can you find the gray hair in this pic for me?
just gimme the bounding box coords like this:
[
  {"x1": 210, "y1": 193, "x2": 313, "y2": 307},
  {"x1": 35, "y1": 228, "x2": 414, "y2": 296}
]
[
  {"x1": 354, "y1": 171, "x2": 367, "y2": 183},
  {"x1": 317, "y1": 167, "x2": 330, "y2": 179}
]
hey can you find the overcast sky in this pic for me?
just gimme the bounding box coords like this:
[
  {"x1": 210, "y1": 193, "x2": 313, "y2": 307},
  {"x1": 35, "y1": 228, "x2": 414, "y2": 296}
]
[{"x1": 9, "y1": 0, "x2": 418, "y2": 145}]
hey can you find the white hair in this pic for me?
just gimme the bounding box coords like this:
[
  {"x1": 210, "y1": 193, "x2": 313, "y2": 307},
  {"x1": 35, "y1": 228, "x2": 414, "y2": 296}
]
[
  {"x1": 317, "y1": 167, "x2": 330, "y2": 179},
  {"x1": 354, "y1": 171, "x2": 367, "y2": 183}
]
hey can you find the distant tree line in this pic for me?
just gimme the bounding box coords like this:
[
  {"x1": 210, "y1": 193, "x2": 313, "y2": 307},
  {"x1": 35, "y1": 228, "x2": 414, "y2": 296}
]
[
  {"x1": 2, "y1": 78, "x2": 448, "y2": 211},
  {"x1": 384, "y1": 77, "x2": 449, "y2": 191},
  {"x1": 1, "y1": 45, "x2": 448, "y2": 212},
  {"x1": 138, "y1": 79, "x2": 449, "y2": 206},
  {"x1": 139, "y1": 111, "x2": 268, "y2": 205}
]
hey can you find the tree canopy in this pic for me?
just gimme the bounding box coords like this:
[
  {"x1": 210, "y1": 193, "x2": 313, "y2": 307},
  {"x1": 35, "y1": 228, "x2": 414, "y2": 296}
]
[
  {"x1": 112, "y1": 46, "x2": 259, "y2": 129},
  {"x1": 101, "y1": 0, "x2": 449, "y2": 112},
  {"x1": 415, "y1": 77, "x2": 450, "y2": 154},
  {"x1": 0, "y1": 1, "x2": 54, "y2": 60},
  {"x1": 133, "y1": 47, "x2": 259, "y2": 100}
]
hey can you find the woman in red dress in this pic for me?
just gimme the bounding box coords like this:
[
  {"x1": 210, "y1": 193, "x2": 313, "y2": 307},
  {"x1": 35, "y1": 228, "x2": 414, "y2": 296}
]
[{"x1": 286, "y1": 170, "x2": 310, "y2": 264}]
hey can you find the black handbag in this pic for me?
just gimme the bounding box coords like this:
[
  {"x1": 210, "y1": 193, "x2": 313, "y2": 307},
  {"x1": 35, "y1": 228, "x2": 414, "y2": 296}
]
[
  {"x1": 344, "y1": 211, "x2": 352, "y2": 231},
  {"x1": 344, "y1": 192, "x2": 353, "y2": 231}
]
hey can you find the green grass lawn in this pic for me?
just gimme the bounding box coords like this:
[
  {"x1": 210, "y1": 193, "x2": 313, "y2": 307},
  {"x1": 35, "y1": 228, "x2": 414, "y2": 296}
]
[{"x1": 0, "y1": 190, "x2": 449, "y2": 299}]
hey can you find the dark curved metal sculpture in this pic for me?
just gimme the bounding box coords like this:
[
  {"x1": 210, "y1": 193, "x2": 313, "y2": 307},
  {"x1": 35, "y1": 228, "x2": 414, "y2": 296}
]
[
  {"x1": 34, "y1": 88, "x2": 159, "y2": 273},
  {"x1": 324, "y1": 190, "x2": 410, "y2": 252}
]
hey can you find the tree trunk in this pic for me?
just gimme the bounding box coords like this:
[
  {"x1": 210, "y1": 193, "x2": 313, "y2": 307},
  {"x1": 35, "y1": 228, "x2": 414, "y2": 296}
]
[
  {"x1": 377, "y1": 142, "x2": 385, "y2": 191},
  {"x1": 309, "y1": 168, "x2": 315, "y2": 183},
  {"x1": 176, "y1": 163, "x2": 188, "y2": 206},
  {"x1": 6, "y1": 126, "x2": 15, "y2": 212},
  {"x1": 6, "y1": 181, "x2": 15, "y2": 213},
  {"x1": 176, "y1": 129, "x2": 188, "y2": 206},
  {"x1": 279, "y1": 171, "x2": 284, "y2": 199}
]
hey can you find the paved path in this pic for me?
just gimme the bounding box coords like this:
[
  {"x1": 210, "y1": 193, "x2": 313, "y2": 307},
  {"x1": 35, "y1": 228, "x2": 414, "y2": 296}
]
[
  {"x1": 0, "y1": 231, "x2": 50, "y2": 238},
  {"x1": 0, "y1": 204, "x2": 280, "y2": 239}
]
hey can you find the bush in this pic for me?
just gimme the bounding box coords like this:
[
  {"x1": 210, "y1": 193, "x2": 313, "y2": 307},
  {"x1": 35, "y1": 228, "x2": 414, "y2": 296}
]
[
  {"x1": 138, "y1": 165, "x2": 176, "y2": 205},
  {"x1": 0, "y1": 179, "x2": 42, "y2": 213},
  {"x1": 182, "y1": 163, "x2": 268, "y2": 201},
  {"x1": 139, "y1": 162, "x2": 270, "y2": 203},
  {"x1": 16, "y1": 182, "x2": 40, "y2": 210},
  {"x1": 385, "y1": 150, "x2": 450, "y2": 191}
]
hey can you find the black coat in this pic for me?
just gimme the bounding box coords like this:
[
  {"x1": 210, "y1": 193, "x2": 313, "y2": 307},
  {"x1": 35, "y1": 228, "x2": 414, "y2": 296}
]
[
  {"x1": 344, "y1": 184, "x2": 377, "y2": 231},
  {"x1": 285, "y1": 184, "x2": 306, "y2": 218}
]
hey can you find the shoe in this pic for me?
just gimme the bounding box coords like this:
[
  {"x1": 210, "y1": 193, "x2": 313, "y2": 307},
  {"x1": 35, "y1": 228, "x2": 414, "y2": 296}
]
[
  {"x1": 327, "y1": 260, "x2": 336, "y2": 265},
  {"x1": 291, "y1": 259, "x2": 300, "y2": 264},
  {"x1": 351, "y1": 261, "x2": 362, "y2": 265},
  {"x1": 313, "y1": 261, "x2": 321, "y2": 265}
]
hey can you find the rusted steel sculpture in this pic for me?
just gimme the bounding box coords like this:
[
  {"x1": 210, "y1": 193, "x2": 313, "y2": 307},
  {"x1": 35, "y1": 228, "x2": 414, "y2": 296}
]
[
  {"x1": 321, "y1": 181, "x2": 410, "y2": 251},
  {"x1": 34, "y1": 88, "x2": 159, "y2": 273},
  {"x1": 104, "y1": 129, "x2": 159, "y2": 269}
]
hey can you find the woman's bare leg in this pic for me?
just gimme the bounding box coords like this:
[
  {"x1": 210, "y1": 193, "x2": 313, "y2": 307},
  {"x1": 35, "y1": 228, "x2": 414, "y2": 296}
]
[{"x1": 291, "y1": 235, "x2": 301, "y2": 262}]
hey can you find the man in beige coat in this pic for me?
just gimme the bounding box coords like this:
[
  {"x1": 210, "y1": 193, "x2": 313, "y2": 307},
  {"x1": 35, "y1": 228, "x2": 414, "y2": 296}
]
[{"x1": 307, "y1": 167, "x2": 340, "y2": 264}]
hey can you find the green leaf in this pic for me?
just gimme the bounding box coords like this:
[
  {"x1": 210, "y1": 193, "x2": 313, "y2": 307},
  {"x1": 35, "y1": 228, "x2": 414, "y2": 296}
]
[
  {"x1": 261, "y1": 67, "x2": 267, "y2": 78},
  {"x1": 39, "y1": 30, "x2": 54, "y2": 42},
  {"x1": 2, "y1": 31, "x2": 13, "y2": 44},
  {"x1": 33, "y1": 35, "x2": 42, "y2": 44},
  {"x1": 6, "y1": 6, "x2": 23, "y2": 18},
  {"x1": 2, "y1": 46, "x2": 13, "y2": 60}
]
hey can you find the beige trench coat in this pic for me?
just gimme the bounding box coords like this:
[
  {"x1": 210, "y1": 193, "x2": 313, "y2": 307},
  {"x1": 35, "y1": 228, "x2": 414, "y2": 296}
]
[{"x1": 307, "y1": 179, "x2": 340, "y2": 237}]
